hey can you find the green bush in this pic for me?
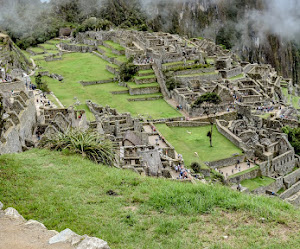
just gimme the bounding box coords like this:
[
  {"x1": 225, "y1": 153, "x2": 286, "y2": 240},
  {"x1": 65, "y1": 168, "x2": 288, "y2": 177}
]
[
  {"x1": 191, "y1": 162, "x2": 201, "y2": 173},
  {"x1": 39, "y1": 129, "x2": 115, "y2": 166},
  {"x1": 119, "y1": 62, "x2": 138, "y2": 82}
]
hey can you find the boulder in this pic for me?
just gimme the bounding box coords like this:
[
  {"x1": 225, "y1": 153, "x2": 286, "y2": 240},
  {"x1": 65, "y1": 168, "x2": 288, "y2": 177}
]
[
  {"x1": 24, "y1": 219, "x2": 46, "y2": 229},
  {"x1": 77, "y1": 236, "x2": 110, "y2": 249},
  {"x1": 49, "y1": 228, "x2": 82, "y2": 246},
  {"x1": 4, "y1": 207, "x2": 25, "y2": 221}
]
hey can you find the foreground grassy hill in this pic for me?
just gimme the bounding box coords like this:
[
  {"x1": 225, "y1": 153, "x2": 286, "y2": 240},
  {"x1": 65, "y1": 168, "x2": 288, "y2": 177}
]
[{"x1": 0, "y1": 149, "x2": 300, "y2": 249}]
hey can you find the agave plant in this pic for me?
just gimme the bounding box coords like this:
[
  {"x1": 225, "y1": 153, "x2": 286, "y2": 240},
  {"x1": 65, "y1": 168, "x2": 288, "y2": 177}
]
[{"x1": 39, "y1": 129, "x2": 115, "y2": 166}]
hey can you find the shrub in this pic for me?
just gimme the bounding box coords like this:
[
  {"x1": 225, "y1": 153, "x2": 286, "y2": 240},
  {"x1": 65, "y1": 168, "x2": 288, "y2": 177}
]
[
  {"x1": 39, "y1": 129, "x2": 115, "y2": 166},
  {"x1": 35, "y1": 75, "x2": 50, "y2": 93},
  {"x1": 191, "y1": 162, "x2": 201, "y2": 173},
  {"x1": 119, "y1": 62, "x2": 138, "y2": 82}
]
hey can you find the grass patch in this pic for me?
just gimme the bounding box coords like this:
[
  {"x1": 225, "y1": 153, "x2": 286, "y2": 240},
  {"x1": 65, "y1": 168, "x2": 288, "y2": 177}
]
[
  {"x1": 0, "y1": 149, "x2": 300, "y2": 249},
  {"x1": 282, "y1": 87, "x2": 300, "y2": 109},
  {"x1": 241, "y1": 176, "x2": 275, "y2": 191},
  {"x1": 176, "y1": 71, "x2": 217, "y2": 78},
  {"x1": 104, "y1": 40, "x2": 125, "y2": 51},
  {"x1": 229, "y1": 166, "x2": 260, "y2": 178},
  {"x1": 229, "y1": 73, "x2": 245, "y2": 80},
  {"x1": 28, "y1": 46, "x2": 44, "y2": 53},
  {"x1": 127, "y1": 82, "x2": 159, "y2": 89},
  {"x1": 155, "y1": 124, "x2": 242, "y2": 167},
  {"x1": 163, "y1": 60, "x2": 195, "y2": 66},
  {"x1": 31, "y1": 53, "x2": 179, "y2": 121},
  {"x1": 134, "y1": 75, "x2": 156, "y2": 80}
]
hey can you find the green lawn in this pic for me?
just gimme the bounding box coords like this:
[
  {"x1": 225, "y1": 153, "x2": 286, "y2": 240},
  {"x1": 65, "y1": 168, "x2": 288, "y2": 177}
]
[
  {"x1": 155, "y1": 124, "x2": 243, "y2": 167},
  {"x1": 0, "y1": 149, "x2": 299, "y2": 249},
  {"x1": 127, "y1": 82, "x2": 159, "y2": 89},
  {"x1": 176, "y1": 71, "x2": 217, "y2": 78},
  {"x1": 241, "y1": 176, "x2": 276, "y2": 191},
  {"x1": 229, "y1": 166, "x2": 260, "y2": 179},
  {"x1": 30, "y1": 52, "x2": 180, "y2": 120},
  {"x1": 104, "y1": 40, "x2": 125, "y2": 51},
  {"x1": 28, "y1": 46, "x2": 45, "y2": 53},
  {"x1": 282, "y1": 87, "x2": 300, "y2": 109},
  {"x1": 229, "y1": 73, "x2": 245, "y2": 80}
]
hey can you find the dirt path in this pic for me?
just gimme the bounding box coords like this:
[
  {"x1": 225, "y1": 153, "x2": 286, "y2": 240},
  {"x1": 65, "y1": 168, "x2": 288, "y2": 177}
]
[{"x1": 0, "y1": 211, "x2": 73, "y2": 249}]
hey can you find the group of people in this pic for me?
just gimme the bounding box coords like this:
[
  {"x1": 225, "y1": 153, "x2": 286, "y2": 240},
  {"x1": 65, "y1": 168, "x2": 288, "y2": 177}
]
[
  {"x1": 134, "y1": 56, "x2": 154, "y2": 65},
  {"x1": 174, "y1": 163, "x2": 189, "y2": 179},
  {"x1": 36, "y1": 93, "x2": 51, "y2": 107},
  {"x1": 256, "y1": 105, "x2": 275, "y2": 113}
]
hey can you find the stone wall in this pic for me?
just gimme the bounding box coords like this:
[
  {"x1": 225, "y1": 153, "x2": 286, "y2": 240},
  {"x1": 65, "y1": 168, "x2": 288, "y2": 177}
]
[
  {"x1": 80, "y1": 79, "x2": 115, "y2": 86},
  {"x1": 0, "y1": 97, "x2": 36, "y2": 154},
  {"x1": 216, "y1": 120, "x2": 248, "y2": 152},
  {"x1": 171, "y1": 67, "x2": 215, "y2": 76},
  {"x1": 228, "y1": 168, "x2": 261, "y2": 184},
  {"x1": 60, "y1": 43, "x2": 96, "y2": 53},
  {"x1": 128, "y1": 86, "x2": 160, "y2": 95},
  {"x1": 165, "y1": 121, "x2": 210, "y2": 127},
  {"x1": 206, "y1": 155, "x2": 245, "y2": 169},
  {"x1": 280, "y1": 181, "x2": 300, "y2": 199},
  {"x1": 175, "y1": 73, "x2": 220, "y2": 84},
  {"x1": 283, "y1": 168, "x2": 300, "y2": 188},
  {"x1": 252, "y1": 177, "x2": 284, "y2": 194},
  {"x1": 0, "y1": 81, "x2": 25, "y2": 92}
]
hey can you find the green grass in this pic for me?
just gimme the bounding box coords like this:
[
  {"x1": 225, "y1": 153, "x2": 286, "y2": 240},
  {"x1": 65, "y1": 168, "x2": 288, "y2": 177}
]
[
  {"x1": 28, "y1": 46, "x2": 45, "y2": 53},
  {"x1": 1, "y1": 149, "x2": 300, "y2": 249},
  {"x1": 241, "y1": 176, "x2": 275, "y2": 191},
  {"x1": 127, "y1": 82, "x2": 159, "y2": 89},
  {"x1": 282, "y1": 87, "x2": 300, "y2": 109},
  {"x1": 155, "y1": 124, "x2": 243, "y2": 167},
  {"x1": 229, "y1": 166, "x2": 260, "y2": 178},
  {"x1": 104, "y1": 40, "x2": 125, "y2": 51},
  {"x1": 139, "y1": 69, "x2": 154, "y2": 74},
  {"x1": 229, "y1": 73, "x2": 245, "y2": 80},
  {"x1": 163, "y1": 60, "x2": 194, "y2": 66},
  {"x1": 176, "y1": 71, "x2": 217, "y2": 78},
  {"x1": 134, "y1": 75, "x2": 156, "y2": 80},
  {"x1": 30, "y1": 52, "x2": 180, "y2": 120}
]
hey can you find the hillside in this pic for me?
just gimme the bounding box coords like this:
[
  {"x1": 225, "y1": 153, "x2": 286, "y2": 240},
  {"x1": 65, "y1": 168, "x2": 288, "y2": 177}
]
[{"x1": 0, "y1": 149, "x2": 300, "y2": 249}]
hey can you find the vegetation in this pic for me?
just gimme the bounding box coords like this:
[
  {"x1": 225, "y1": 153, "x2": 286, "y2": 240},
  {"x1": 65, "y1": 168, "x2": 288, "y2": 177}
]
[
  {"x1": 241, "y1": 177, "x2": 276, "y2": 192},
  {"x1": 35, "y1": 75, "x2": 50, "y2": 93},
  {"x1": 192, "y1": 93, "x2": 221, "y2": 147},
  {"x1": 39, "y1": 129, "x2": 115, "y2": 166},
  {"x1": 191, "y1": 162, "x2": 201, "y2": 173},
  {"x1": 282, "y1": 126, "x2": 300, "y2": 155},
  {"x1": 155, "y1": 124, "x2": 242, "y2": 167},
  {"x1": 163, "y1": 63, "x2": 211, "y2": 73},
  {"x1": 31, "y1": 52, "x2": 180, "y2": 120},
  {"x1": 119, "y1": 61, "x2": 138, "y2": 82},
  {"x1": 0, "y1": 149, "x2": 300, "y2": 248}
]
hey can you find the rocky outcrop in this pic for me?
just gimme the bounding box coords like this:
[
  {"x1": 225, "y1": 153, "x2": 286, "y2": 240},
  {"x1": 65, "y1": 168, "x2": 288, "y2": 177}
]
[{"x1": 0, "y1": 201, "x2": 110, "y2": 249}]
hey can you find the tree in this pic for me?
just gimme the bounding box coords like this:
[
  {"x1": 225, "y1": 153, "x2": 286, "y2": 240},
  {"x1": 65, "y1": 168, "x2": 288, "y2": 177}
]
[{"x1": 193, "y1": 92, "x2": 221, "y2": 147}]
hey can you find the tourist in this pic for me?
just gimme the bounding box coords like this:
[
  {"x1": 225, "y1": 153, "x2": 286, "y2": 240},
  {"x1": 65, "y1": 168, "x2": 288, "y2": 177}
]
[
  {"x1": 237, "y1": 183, "x2": 242, "y2": 192},
  {"x1": 247, "y1": 160, "x2": 250, "y2": 168}
]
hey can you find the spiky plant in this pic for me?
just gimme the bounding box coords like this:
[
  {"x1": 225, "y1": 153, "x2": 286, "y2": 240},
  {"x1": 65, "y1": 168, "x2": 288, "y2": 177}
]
[{"x1": 39, "y1": 129, "x2": 115, "y2": 166}]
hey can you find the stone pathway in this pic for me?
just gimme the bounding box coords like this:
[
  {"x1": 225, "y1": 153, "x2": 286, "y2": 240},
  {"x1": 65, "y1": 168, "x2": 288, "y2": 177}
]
[
  {"x1": 0, "y1": 209, "x2": 73, "y2": 249},
  {"x1": 50, "y1": 92, "x2": 64, "y2": 108}
]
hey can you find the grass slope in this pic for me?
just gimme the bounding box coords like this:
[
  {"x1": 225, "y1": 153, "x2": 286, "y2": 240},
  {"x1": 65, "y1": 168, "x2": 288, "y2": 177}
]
[
  {"x1": 155, "y1": 124, "x2": 242, "y2": 166},
  {"x1": 0, "y1": 149, "x2": 300, "y2": 249},
  {"x1": 33, "y1": 52, "x2": 180, "y2": 120}
]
